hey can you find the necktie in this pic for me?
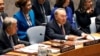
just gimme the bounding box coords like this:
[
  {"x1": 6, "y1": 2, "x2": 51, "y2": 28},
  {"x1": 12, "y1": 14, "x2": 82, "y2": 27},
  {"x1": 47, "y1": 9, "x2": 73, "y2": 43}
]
[
  {"x1": 61, "y1": 25, "x2": 65, "y2": 35},
  {"x1": 9, "y1": 36, "x2": 14, "y2": 48}
]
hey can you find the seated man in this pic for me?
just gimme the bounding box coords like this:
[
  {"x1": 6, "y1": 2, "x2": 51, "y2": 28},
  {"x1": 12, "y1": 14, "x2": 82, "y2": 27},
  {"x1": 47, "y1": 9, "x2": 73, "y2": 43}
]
[
  {"x1": 0, "y1": 17, "x2": 30, "y2": 54},
  {"x1": 45, "y1": 8, "x2": 87, "y2": 41}
]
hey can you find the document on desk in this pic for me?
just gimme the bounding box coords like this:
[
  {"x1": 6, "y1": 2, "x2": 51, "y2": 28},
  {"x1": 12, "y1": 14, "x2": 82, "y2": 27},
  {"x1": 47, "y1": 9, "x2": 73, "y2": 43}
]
[
  {"x1": 16, "y1": 44, "x2": 50, "y2": 53},
  {"x1": 86, "y1": 35, "x2": 100, "y2": 40}
]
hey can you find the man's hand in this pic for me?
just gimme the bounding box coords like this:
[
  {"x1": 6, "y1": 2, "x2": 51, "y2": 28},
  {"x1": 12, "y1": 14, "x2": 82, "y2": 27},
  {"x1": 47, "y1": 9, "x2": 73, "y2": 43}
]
[
  {"x1": 81, "y1": 33, "x2": 88, "y2": 39},
  {"x1": 67, "y1": 35, "x2": 78, "y2": 41},
  {"x1": 14, "y1": 44, "x2": 25, "y2": 50}
]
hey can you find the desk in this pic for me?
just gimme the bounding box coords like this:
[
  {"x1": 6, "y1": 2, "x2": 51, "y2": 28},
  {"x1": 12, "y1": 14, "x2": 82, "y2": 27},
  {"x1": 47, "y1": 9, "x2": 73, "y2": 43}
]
[
  {"x1": 6, "y1": 33, "x2": 100, "y2": 56},
  {"x1": 5, "y1": 43, "x2": 100, "y2": 56},
  {"x1": 59, "y1": 43, "x2": 100, "y2": 56}
]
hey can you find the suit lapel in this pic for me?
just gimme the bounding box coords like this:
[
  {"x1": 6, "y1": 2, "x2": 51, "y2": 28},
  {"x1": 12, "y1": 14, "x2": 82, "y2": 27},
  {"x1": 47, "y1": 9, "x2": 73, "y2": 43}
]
[
  {"x1": 1, "y1": 12, "x2": 8, "y2": 19},
  {"x1": 64, "y1": 22, "x2": 71, "y2": 35},
  {"x1": 53, "y1": 20, "x2": 62, "y2": 34},
  {"x1": 2, "y1": 32, "x2": 12, "y2": 48},
  {"x1": 20, "y1": 10, "x2": 28, "y2": 26}
]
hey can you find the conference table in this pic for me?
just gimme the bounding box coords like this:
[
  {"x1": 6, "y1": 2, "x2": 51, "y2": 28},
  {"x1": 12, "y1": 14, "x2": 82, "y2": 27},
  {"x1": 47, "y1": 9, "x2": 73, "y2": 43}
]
[{"x1": 5, "y1": 33, "x2": 100, "y2": 56}]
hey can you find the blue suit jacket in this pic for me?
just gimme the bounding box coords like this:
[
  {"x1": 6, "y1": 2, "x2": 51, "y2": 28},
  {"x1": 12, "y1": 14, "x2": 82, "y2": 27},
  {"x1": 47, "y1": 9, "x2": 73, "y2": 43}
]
[{"x1": 13, "y1": 9, "x2": 35, "y2": 40}]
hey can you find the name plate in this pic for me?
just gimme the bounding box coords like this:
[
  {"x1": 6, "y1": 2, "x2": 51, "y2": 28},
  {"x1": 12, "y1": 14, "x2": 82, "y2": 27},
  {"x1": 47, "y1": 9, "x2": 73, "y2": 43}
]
[
  {"x1": 84, "y1": 40, "x2": 100, "y2": 46},
  {"x1": 60, "y1": 45, "x2": 75, "y2": 53}
]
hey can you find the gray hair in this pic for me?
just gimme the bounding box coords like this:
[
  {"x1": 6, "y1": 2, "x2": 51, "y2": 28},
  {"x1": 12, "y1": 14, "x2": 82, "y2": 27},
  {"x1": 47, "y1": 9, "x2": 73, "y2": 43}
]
[
  {"x1": 3, "y1": 17, "x2": 17, "y2": 30},
  {"x1": 54, "y1": 8, "x2": 66, "y2": 16}
]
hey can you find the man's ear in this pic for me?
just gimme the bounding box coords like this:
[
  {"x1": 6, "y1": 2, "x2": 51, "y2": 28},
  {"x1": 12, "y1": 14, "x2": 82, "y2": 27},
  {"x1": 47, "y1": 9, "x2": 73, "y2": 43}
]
[{"x1": 55, "y1": 15, "x2": 58, "y2": 21}]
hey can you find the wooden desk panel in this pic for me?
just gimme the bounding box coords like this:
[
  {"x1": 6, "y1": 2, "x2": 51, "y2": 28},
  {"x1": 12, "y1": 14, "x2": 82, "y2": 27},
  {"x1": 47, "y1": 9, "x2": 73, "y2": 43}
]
[
  {"x1": 58, "y1": 43, "x2": 100, "y2": 56},
  {"x1": 6, "y1": 51, "x2": 36, "y2": 56},
  {"x1": 83, "y1": 43, "x2": 100, "y2": 56},
  {"x1": 6, "y1": 52, "x2": 28, "y2": 56}
]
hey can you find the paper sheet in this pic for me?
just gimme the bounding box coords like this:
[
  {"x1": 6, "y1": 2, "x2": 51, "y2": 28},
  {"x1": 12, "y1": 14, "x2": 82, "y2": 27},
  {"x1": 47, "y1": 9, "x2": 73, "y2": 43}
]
[
  {"x1": 86, "y1": 35, "x2": 100, "y2": 40},
  {"x1": 16, "y1": 44, "x2": 50, "y2": 53}
]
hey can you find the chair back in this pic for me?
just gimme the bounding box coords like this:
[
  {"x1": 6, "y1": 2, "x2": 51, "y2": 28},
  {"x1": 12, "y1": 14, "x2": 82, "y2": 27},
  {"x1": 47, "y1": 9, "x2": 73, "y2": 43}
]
[
  {"x1": 27, "y1": 26, "x2": 46, "y2": 44},
  {"x1": 90, "y1": 17, "x2": 96, "y2": 33}
]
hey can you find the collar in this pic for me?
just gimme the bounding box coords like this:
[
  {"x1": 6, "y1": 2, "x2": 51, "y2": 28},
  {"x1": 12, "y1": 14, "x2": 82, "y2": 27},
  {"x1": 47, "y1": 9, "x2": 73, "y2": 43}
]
[
  {"x1": 58, "y1": 23, "x2": 61, "y2": 27},
  {"x1": 57, "y1": 23, "x2": 64, "y2": 27},
  {"x1": 6, "y1": 31, "x2": 11, "y2": 39}
]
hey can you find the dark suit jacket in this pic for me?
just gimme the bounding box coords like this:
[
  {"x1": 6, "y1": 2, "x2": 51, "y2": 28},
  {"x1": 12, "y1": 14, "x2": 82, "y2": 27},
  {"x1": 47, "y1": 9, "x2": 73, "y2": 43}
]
[
  {"x1": 96, "y1": 15, "x2": 100, "y2": 32},
  {"x1": 32, "y1": 0, "x2": 51, "y2": 25},
  {"x1": 95, "y1": 0, "x2": 100, "y2": 16},
  {"x1": 0, "y1": 12, "x2": 8, "y2": 28},
  {"x1": 0, "y1": 12, "x2": 8, "y2": 19},
  {"x1": 45, "y1": 19, "x2": 82, "y2": 40},
  {"x1": 0, "y1": 29, "x2": 30, "y2": 54}
]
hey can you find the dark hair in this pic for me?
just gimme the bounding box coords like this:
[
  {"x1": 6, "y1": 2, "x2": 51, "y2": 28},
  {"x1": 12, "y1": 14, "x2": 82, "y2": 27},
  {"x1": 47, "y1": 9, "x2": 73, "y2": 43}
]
[
  {"x1": 15, "y1": 0, "x2": 30, "y2": 8},
  {"x1": 77, "y1": 0, "x2": 93, "y2": 12},
  {"x1": 55, "y1": 0, "x2": 66, "y2": 7},
  {"x1": 77, "y1": 0, "x2": 86, "y2": 12}
]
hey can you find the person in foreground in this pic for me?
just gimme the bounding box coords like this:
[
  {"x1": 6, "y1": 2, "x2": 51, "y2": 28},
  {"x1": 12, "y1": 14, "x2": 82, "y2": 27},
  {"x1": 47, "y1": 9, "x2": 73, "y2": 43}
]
[
  {"x1": 0, "y1": 0, "x2": 8, "y2": 28},
  {"x1": 45, "y1": 8, "x2": 87, "y2": 41},
  {"x1": 0, "y1": 17, "x2": 30, "y2": 54}
]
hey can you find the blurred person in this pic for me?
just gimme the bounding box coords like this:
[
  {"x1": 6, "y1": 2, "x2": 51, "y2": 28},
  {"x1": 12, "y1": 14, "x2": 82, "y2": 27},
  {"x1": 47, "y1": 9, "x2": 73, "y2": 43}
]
[
  {"x1": 0, "y1": 0, "x2": 8, "y2": 28},
  {"x1": 75, "y1": 0, "x2": 96, "y2": 33},
  {"x1": 32, "y1": 0, "x2": 51, "y2": 25},
  {"x1": 0, "y1": 17, "x2": 30, "y2": 54},
  {"x1": 95, "y1": 0, "x2": 100, "y2": 16},
  {"x1": 68, "y1": 0, "x2": 74, "y2": 14},
  {"x1": 14, "y1": 0, "x2": 35, "y2": 41},
  {"x1": 45, "y1": 8, "x2": 87, "y2": 40},
  {"x1": 50, "y1": 0, "x2": 75, "y2": 28}
]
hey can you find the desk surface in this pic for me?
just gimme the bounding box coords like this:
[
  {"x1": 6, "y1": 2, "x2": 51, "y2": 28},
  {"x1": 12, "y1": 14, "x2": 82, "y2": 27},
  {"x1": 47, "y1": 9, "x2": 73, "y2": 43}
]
[{"x1": 6, "y1": 33, "x2": 100, "y2": 56}]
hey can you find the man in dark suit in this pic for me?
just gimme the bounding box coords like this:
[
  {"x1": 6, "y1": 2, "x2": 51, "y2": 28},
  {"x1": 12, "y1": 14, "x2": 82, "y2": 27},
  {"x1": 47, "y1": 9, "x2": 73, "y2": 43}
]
[
  {"x1": 32, "y1": 0, "x2": 51, "y2": 25},
  {"x1": 0, "y1": 0, "x2": 8, "y2": 28},
  {"x1": 45, "y1": 8, "x2": 87, "y2": 40},
  {"x1": 0, "y1": 17, "x2": 30, "y2": 54}
]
